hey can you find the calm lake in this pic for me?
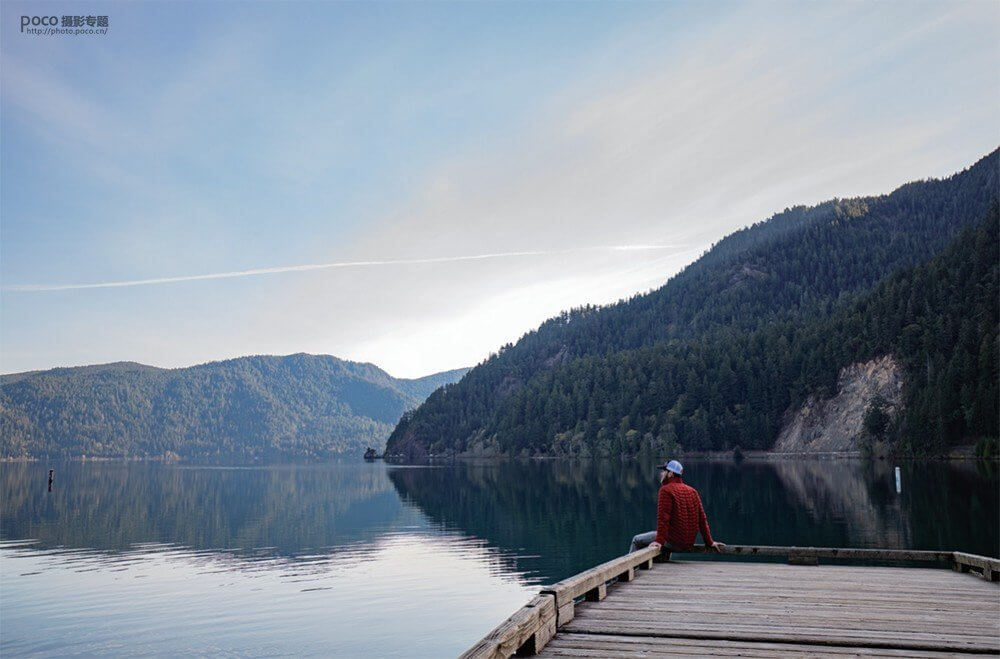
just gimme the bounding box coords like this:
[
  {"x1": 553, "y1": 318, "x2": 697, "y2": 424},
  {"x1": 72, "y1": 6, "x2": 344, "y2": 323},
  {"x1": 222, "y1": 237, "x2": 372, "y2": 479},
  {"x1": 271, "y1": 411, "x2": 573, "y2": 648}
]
[{"x1": 1, "y1": 459, "x2": 997, "y2": 656}]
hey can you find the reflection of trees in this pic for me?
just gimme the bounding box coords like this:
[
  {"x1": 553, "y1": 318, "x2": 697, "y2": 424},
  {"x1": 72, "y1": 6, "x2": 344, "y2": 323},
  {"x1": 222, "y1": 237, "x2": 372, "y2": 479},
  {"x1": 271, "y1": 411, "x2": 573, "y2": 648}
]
[
  {"x1": 3, "y1": 459, "x2": 993, "y2": 581},
  {"x1": 684, "y1": 461, "x2": 867, "y2": 549},
  {"x1": 390, "y1": 460, "x2": 663, "y2": 583},
  {"x1": 766, "y1": 460, "x2": 998, "y2": 555},
  {"x1": 765, "y1": 460, "x2": 911, "y2": 547},
  {"x1": 896, "y1": 461, "x2": 999, "y2": 555},
  {"x1": 390, "y1": 460, "x2": 999, "y2": 584},
  {"x1": 0, "y1": 463, "x2": 422, "y2": 559}
]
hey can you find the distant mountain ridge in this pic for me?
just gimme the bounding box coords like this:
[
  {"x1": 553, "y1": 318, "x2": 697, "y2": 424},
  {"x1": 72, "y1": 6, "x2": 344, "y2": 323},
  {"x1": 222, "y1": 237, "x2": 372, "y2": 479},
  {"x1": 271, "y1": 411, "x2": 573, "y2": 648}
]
[
  {"x1": 388, "y1": 149, "x2": 999, "y2": 458},
  {"x1": 0, "y1": 354, "x2": 468, "y2": 460}
]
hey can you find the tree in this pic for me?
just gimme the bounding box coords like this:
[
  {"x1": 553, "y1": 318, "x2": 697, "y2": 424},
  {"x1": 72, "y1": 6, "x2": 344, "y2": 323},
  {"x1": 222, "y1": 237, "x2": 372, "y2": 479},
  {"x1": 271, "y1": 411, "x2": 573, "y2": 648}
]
[{"x1": 863, "y1": 395, "x2": 891, "y2": 439}]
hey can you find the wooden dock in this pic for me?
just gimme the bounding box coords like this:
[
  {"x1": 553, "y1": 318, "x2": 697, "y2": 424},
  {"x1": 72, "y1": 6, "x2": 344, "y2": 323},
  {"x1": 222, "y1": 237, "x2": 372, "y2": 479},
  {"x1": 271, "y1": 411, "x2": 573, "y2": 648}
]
[{"x1": 461, "y1": 546, "x2": 1000, "y2": 658}]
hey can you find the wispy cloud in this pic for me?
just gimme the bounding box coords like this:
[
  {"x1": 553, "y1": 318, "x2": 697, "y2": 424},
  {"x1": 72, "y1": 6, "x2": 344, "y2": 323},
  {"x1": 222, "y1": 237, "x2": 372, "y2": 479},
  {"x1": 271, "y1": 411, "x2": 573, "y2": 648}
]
[
  {"x1": 3, "y1": 245, "x2": 684, "y2": 292},
  {"x1": 2, "y1": 1, "x2": 996, "y2": 376}
]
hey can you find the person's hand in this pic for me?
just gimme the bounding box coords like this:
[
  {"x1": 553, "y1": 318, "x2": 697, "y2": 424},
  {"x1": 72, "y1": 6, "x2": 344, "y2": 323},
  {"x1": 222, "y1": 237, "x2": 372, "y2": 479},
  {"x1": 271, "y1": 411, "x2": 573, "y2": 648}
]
[
  {"x1": 649, "y1": 541, "x2": 662, "y2": 551},
  {"x1": 709, "y1": 541, "x2": 726, "y2": 553}
]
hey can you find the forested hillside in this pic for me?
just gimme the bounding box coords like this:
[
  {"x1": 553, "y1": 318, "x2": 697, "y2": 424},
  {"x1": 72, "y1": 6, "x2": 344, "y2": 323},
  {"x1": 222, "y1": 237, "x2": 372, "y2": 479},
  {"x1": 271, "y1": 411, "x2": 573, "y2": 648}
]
[
  {"x1": 387, "y1": 150, "x2": 999, "y2": 458},
  {"x1": 0, "y1": 355, "x2": 467, "y2": 460}
]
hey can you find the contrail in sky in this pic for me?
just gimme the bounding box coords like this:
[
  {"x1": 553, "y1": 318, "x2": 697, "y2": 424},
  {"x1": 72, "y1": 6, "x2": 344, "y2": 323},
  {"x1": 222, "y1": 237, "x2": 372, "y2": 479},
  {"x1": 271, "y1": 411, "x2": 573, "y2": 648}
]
[{"x1": 4, "y1": 244, "x2": 684, "y2": 292}]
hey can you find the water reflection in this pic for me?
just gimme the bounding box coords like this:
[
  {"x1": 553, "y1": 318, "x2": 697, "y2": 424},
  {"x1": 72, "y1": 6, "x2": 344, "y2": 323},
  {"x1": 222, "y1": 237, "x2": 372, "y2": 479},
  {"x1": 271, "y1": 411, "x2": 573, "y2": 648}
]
[
  {"x1": 0, "y1": 534, "x2": 534, "y2": 657},
  {"x1": 1, "y1": 459, "x2": 996, "y2": 656},
  {"x1": 0, "y1": 462, "x2": 537, "y2": 657},
  {"x1": 2, "y1": 462, "x2": 422, "y2": 559},
  {"x1": 3, "y1": 459, "x2": 997, "y2": 576},
  {"x1": 389, "y1": 459, "x2": 999, "y2": 582}
]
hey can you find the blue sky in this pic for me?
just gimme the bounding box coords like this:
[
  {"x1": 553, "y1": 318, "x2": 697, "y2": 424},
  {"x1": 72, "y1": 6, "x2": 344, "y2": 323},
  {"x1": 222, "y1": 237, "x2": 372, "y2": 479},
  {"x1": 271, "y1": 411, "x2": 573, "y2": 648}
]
[{"x1": 2, "y1": 1, "x2": 998, "y2": 376}]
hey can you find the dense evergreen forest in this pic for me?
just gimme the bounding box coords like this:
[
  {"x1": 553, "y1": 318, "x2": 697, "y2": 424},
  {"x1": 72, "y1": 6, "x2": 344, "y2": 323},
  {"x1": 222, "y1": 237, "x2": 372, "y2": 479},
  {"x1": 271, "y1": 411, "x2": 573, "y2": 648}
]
[
  {"x1": 0, "y1": 354, "x2": 467, "y2": 460},
  {"x1": 388, "y1": 150, "x2": 999, "y2": 458}
]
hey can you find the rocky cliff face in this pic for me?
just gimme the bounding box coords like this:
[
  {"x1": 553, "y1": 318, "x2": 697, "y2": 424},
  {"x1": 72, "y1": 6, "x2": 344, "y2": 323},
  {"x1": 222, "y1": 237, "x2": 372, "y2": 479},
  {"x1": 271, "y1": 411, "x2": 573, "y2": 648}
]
[{"x1": 773, "y1": 355, "x2": 903, "y2": 454}]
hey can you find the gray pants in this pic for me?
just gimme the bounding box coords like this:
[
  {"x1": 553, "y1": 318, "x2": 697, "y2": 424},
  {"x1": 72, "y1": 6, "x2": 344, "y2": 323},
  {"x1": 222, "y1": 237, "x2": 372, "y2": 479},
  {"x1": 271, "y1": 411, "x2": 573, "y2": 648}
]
[{"x1": 629, "y1": 530, "x2": 658, "y2": 553}]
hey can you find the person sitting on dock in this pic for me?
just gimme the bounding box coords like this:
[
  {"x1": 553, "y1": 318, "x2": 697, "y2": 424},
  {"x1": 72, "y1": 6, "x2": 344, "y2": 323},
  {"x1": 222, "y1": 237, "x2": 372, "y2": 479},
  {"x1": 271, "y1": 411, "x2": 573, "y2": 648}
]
[{"x1": 629, "y1": 459, "x2": 724, "y2": 554}]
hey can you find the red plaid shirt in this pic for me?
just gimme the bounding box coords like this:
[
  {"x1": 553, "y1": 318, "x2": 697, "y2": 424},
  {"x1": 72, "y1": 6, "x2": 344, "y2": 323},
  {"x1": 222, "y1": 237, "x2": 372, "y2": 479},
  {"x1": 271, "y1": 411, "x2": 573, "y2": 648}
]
[{"x1": 655, "y1": 477, "x2": 714, "y2": 548}]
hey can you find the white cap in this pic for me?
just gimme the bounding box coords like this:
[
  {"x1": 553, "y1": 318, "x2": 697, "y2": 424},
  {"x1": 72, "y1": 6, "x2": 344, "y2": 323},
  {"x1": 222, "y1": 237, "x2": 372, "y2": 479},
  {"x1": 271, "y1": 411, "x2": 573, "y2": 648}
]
[{"x1": 660, "y1": 459, "x2": 683, "y2": 475}]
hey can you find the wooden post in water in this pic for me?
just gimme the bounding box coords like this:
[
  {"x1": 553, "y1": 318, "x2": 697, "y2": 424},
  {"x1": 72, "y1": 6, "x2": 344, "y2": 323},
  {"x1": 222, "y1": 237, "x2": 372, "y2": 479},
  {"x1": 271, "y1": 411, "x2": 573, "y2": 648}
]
[{"x1": 48, "y1": 469, "x2": 54, "y2": 492}]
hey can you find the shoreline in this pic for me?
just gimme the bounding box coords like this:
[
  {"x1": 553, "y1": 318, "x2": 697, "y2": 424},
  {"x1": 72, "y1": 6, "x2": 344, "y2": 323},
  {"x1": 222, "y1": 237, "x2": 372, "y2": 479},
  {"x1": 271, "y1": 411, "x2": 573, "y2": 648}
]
[{"x1": 3, "y1": 447, "x2": 995, "y2": 464}]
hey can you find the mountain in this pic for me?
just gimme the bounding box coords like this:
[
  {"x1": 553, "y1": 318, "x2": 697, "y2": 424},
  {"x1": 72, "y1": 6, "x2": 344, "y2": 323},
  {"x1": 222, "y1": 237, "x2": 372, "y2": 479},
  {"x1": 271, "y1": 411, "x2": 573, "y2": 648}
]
[
  {"x1": 0, "y1": 354, "x2": 468, "y2": 460},
  {"x1": 387, "y1": 149, "x2": 999, "y2": 458},
  {"x1": 394, "y1": 368, "x2": 471, "y2": 400}
]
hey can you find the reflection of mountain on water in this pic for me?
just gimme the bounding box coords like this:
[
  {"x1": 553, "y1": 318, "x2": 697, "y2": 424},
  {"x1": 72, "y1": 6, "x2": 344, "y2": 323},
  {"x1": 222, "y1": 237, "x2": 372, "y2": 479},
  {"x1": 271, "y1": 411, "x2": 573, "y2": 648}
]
[
  {"x1": 389, "y1": 459, "x2": 999, "y2": 584},
  {"x1": 767, "y1": 460, "x2": 911, "y2": 548},
  {"x1": 390, "y1": 460, "x2": 659, "y2": 584},
  {"x1": 765, "y1": 460, "x2": 998, "y2": 554},
  {"x1": 0, "y1": 462, "x2": 429, "y2": 561},
  {"x1": 4, "y1": 459, "x2": 994, "y2": 581}
]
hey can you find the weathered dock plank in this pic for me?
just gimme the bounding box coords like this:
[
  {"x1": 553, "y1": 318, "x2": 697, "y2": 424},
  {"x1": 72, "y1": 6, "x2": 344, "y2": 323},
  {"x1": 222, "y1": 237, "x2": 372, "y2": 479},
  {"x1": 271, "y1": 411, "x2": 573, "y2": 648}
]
[
  {"x1": 461, "y1": 546, "x2": 1000, "y2": 658},
  {"x1": 540, "y1": 633, "x2": 983, "y2": 657},
  {"x1": 460, "y1": 594, "x2": 556, "y2": 659},
  {"x1": 542, "y1": 562, "x2": 999, "y2": 656},
  {"x1": 955, "y1": 551, "x2": 1000, "y2": 581}
]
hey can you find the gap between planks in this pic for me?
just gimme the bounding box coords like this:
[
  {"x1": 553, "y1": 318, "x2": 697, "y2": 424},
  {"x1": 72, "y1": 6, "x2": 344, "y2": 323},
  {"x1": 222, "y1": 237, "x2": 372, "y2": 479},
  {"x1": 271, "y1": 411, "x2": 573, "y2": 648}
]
[
  {"x1": 570, "y1": 607, "x2": 999, "y2": 627},
  {"x1": 564, "y1": 617, "x2": 1000, "y2": 640},
  {"x1": 553, "y1": 627, "x2": 1000, "y2": 654},
  {"x1": 541, "y1": 633, "x2": 990, "y2": 658}
]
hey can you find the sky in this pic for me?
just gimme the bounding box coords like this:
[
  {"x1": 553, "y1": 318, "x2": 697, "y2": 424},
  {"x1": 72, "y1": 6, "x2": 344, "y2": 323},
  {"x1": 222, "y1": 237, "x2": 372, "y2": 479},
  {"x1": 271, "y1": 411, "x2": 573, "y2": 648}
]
[{"x1": 2, "y1": 1, "x2": 998, "y2": 378}]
